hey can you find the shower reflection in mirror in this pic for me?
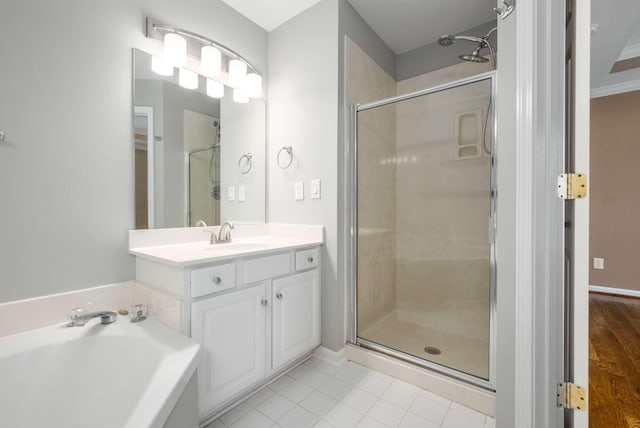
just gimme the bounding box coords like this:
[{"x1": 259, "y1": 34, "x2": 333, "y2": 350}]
[{"x1": 132, "y1": 49, "x2": 266, "y2": 230}]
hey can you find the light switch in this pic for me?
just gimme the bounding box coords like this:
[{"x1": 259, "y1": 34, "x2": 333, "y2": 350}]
[
  {"x1": 238, "y1": 186, "x2": 246, "y2": 202},
  {"x1": 227, "y1": 186, "x2": 235, "y2": 201},
  {"x1": 294, "y1": 181, "x2": 304, "y2": 201},
  {"x1": 310, "y1": 179, "x2": 321, "y2": 199}
]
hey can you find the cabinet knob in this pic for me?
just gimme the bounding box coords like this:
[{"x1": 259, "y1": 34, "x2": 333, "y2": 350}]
[
  {"x1": 276, "y1": 293, "x2": 283, "y2": 300},
  {"x1": 261, "y1": 299, "x2": 268, "y2": 307},
  {"x1": 212, "y1": 276, "x2": 222, "y2": 285},
  {"x1": 307, "y1": 256, "x2": 314, "y2": 263}
]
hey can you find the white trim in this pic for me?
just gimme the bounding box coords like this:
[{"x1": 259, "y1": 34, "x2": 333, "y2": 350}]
[
  {"x1": 514, "y1": 0, "x2": 535, "y2": 425},
  {"x1": 589, "y1": 285, "x2": 640, "y2": 298},
  {"x1": 618, "y1": 42, "x2": 640, "y2": 61},
  {"x1": 313, "y1": 345, "x2": 346, "y2": 365},
  {"x1": 134, "y1": 106, "x2": 155, "y2": 228},
  {"x1": 591, "y1": 79, "x2": 640, "y2": 98}
]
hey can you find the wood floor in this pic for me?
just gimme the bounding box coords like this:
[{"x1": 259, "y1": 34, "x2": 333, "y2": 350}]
[{"x1": 590, "y1": 292, "x2": 640, "y2": 427}]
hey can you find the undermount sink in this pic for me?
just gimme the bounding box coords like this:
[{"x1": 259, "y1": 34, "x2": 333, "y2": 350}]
[{"x1": 204, "y1": 241, "x2": 270, "y2": 252}]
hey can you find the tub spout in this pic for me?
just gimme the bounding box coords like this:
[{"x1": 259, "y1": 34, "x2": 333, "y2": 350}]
[{"x1": 67, "y1": 308, "x2": 118, "y2": 327}]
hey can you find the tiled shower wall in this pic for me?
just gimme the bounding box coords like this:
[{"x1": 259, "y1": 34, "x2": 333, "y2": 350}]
[
  {"x1": 395, "y1": 70, "x2": 492, "y2": 341},
  {"x1": 348, "y1": 37, "x2": 494, "y2": 340},
  {"x1": 346, "y1": 39, "x2": 397, "y2": 332}
]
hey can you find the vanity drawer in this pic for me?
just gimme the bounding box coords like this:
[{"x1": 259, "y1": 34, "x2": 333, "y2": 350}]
[
  {"x1": 295, "y1": 248, "x2": 319, "y2": 271},
  {"x1": 191, "y1": 263, "x2": 236, "y2": 298},
  {"x1": 244, "y1": 253, "x2": 291, "y2": 284}
]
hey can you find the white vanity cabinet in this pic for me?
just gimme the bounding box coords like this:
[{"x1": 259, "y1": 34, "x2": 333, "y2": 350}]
[
  {"x1": 272, "y1": 270, "x2": 320, "y2": 370},
  {"x1": 134, "y1": 243, "x2": 322, "y2": 421},
  {"x1": 191, "y1": 283, "x2": 268, "y2": 413}
]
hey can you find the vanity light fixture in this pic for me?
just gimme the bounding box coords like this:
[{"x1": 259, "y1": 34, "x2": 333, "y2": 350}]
[
  {"x1": 246, "y1": 73, "x2": 262, "y2": 98},
  {"x1": 233, "y1": 88, "x2": 249, "y2": 104},
  {"x1": 179, "y1": 68, "x2": 199, "y2": 89},
  {"x1": 164, "y1": 33, "x2": 187, "y2": 67},
  {"x1": 207, "y1": 79, "x2": 224, "y2": 98},
  {"x1": 228, "y1": 60, "x2": 247, "y2": 88},
  {"x1": 151, "y1": 56, "x2": 174, "y2": 76},
  {"x1": 201, "y1": 46, "x2": 222, "y2": 77},
  {"x1": 145, "y1": 17, "x2": 263, "y2": 103}
]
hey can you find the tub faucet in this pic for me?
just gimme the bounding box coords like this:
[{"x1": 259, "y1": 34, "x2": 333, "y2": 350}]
[
  {"x1": 203, "y1": 221, "x2": 235, "y2": 244},
  {"x1": 67, "y1": 308, "x2": 118, "y2": 327}
]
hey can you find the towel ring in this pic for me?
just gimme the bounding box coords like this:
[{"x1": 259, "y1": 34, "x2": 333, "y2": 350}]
[
  {"x1": 277, "y1": 146, "x2": 293, "y2": 169},
  {"x1": 239, "y1": 153, "x2": 253, "y2": 174}
]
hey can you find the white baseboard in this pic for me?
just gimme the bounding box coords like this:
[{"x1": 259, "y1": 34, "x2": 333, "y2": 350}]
[
  {"x1": 589, "y1": 284, "x2": 640, "y2": 298},
  {"x1": 313, "y1": 345, "x2": 346, "y2": 365}
]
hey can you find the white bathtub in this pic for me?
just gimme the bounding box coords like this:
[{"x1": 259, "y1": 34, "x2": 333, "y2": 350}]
[{"x1": 0, "y1": 315, "x2": 200, "y2": 428}]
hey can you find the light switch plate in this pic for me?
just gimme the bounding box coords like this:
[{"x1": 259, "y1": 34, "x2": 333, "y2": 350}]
[
  {"x1": 310, "y1": 179, "x2": 321, "y2": 199},
  {"x1": 238, "y1": 186, "x2": 246, "y2": 202},
  {"x1": 294, "y1": 181, "x2": 304, "y2": 201},
  {"x1": 227, "y1": 186, "x2": 235, "y2": 201}
]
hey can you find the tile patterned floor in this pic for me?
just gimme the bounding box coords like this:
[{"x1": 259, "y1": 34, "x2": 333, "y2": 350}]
[{"x1": 205, "y1": 357, "x2": 495, "y2": 428}]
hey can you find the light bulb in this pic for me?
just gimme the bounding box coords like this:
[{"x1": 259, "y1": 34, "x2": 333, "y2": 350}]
[
  {"x1": 228, "y1": 59, "x2": 247, "y2": 88},
  {"x1": 246, "y1": 73, "x2": 262, "y2": 98},
  {"x1": 201, "y1": 46, "x2": 222, "y2": 77},
  {"x1": 151, "y1": 56, "x2": 173, "y2": 77},
  {"x1": 179, "y1": 68, "x2": 198, "y2": 89},
  {"x1": 233, "y1": 88, "x2": 249, "y2": 103},
  {"x1": 206, "y1": 79, "x2": 224, "y2": 98},
  {"x1": 164, "y1": 33, "x2": 187, "y2": 67}
]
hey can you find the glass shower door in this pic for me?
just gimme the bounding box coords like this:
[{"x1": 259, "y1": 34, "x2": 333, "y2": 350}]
[{"x1": 354, "y1": 74, "x2": 495, "y2": 385}]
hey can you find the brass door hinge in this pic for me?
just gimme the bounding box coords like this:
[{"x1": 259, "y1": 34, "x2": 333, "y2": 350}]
[
  {"x1": 557, "y1": 382, "x2": 586, "y2": 410},
  {"x1": 557, "y1": 173, "x2": 587, "y2": 200}
]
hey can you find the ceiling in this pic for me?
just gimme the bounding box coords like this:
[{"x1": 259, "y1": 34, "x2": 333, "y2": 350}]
[
  {"x1": 220, "y1": 0, "x2": 640, "y2": 92},
  {"x1": 346, "y1": 0, "x2": 496, "y2": 54},
  {"x1": 591, "y1": 0, "x2": 640, "y2": 93},
  {"x1": 221, "y1": 0, "x2": 323, "y2": 32}
]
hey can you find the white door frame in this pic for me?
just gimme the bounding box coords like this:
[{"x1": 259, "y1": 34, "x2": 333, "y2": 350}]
[
  {"x1": 497, "y1": 0, "x2": 589, "y2": 426},
  {"x1": 134, "y1": 106, "x2": 155, "y2": 228}
]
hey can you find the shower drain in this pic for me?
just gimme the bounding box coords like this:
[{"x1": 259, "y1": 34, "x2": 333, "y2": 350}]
[{"x1": 424, "y1": 346, "x2": 442, "y2": 355}]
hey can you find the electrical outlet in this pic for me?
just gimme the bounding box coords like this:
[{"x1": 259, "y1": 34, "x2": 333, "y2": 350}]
[
  {"x1": 294, "y1": 181, "x2": 304, "y2": 201},
  {"x1": 310, "y1": 179, "x2": 321, "y2": 199},
  {"x1": 593, "y1": 257, "x2": 604, "y2": 270},
  {"x1": 237, "y1": 186, "x2": 246, "y2": 202},
  {"x1": 227, "y1": 186, "x2": 235, "y2": 201}
]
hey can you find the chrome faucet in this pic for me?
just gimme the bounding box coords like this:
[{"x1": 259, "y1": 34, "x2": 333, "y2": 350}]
[
  {"x1": 67, "y1": 308, "x2": 118, "y2": 327},
  {"x1": 195, "y1": 219, "x2": 207, "y2": 227},
  {"x1": 204, "y1": 221, "x2": 235, "y2": 245}
]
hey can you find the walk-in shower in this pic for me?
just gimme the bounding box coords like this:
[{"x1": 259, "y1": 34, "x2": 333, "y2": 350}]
[{"x1": 348, "y1": 71, "x2": 496, "y2": 389}]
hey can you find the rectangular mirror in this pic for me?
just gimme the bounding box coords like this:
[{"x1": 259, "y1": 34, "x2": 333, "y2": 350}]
[{"x1": 133, "y1": 49, "x2": 265, "y2": 229}]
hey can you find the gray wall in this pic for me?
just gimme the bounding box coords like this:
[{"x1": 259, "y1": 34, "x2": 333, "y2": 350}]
[
  {"x1": 0, "y1": 0, "x2": 267, "y2": 303},
  {"x1": 338, "y1": 0, "x2": 396, "y2": 78},
  {"x1": 396, "y1": 20, "x2": 497, "y2": 81},
  {"x1": 267, "y1": 0, "x2": 343, "y2": 351}
]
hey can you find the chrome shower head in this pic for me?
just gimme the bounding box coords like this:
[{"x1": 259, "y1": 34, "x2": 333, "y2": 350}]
[
  {"x1": 438, "y1": 34, "x2": 455, "y2": 46},
  {"x1": 459, "y1": 47, "x2": 489, "y2": 63}
]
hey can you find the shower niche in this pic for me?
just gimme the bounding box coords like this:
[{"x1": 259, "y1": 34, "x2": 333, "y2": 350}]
[{"x1": 454, "y1": 109, "x2": 483, "y2": 160}]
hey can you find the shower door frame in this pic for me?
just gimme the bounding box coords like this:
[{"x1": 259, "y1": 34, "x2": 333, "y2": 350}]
[{"x1": 347, "y1": 70, "x2": 497, "y2": 391}]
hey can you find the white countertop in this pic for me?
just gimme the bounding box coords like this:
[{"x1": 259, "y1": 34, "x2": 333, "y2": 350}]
[
  {"x1": 130, "y1": 236, "x2": 323, "y2": 266},
  {"x1": 128, "y1": 224, "x2": 324, "y2": 267}
]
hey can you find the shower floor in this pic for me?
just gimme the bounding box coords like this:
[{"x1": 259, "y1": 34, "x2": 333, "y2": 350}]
[{"x1": 359, "y1": 310, "x2": 489, "y2": 380}]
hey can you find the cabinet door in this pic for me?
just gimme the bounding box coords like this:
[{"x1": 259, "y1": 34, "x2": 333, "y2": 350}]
[
  {"x1": 272, "y1": 270, "x2": 321, "y2": 369},
  {"x1": 191, "y1": 284, "x2": 267, "y2": 416}
]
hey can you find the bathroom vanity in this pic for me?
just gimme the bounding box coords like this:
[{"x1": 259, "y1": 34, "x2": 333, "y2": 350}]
[{"x1": 129, "y1": 224, "x2": 323, "y2": 422}]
